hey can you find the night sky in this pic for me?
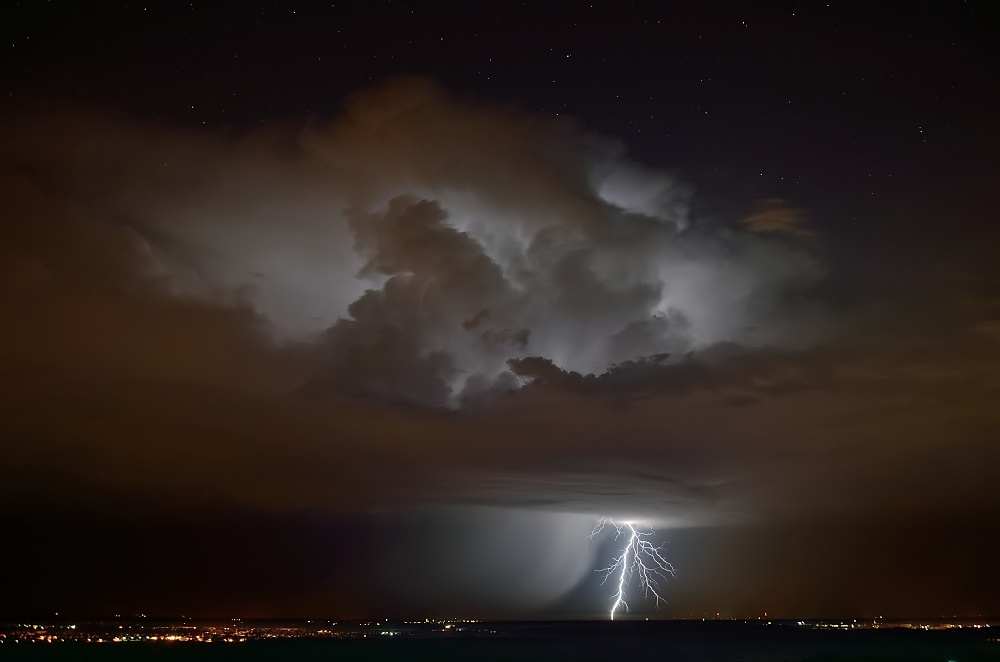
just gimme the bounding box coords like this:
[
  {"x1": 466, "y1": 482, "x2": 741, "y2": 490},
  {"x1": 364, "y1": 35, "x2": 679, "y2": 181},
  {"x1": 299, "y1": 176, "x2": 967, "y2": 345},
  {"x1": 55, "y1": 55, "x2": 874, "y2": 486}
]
[{"x1": 2, "y1": 1, "x2": 999, "y2": 620}]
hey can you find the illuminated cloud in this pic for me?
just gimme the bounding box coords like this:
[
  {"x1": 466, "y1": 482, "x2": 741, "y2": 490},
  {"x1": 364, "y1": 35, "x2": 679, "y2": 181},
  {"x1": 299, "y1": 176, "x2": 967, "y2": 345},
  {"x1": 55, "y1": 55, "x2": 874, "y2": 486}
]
[{"x1": 1, "y1": 78, "x2": 831, "y2": 407}]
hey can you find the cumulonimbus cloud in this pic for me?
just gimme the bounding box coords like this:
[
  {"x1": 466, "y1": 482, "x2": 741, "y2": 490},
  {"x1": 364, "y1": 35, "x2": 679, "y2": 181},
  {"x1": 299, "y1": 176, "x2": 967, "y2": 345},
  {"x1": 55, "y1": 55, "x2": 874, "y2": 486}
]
[
  {"x1": 303, "y1": 80, "x2": 830, "y2": 404},
  {"x1": 1, "y1": 77, "x2": 831, "y2": 407}
]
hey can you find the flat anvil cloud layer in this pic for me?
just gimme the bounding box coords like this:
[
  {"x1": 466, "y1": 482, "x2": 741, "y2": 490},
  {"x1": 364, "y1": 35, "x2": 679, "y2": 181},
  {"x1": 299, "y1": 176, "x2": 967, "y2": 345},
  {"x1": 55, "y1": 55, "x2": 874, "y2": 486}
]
[{"x1": 1, "y1": 78, "x2": 827, "y2": 407}]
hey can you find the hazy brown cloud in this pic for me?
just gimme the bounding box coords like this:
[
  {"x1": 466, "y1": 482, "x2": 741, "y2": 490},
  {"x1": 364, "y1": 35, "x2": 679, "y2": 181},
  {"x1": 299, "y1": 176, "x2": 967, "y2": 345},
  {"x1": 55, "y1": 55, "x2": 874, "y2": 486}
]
[{"x1": 741, "y1": 198, "x2": 812, "y2": 236}]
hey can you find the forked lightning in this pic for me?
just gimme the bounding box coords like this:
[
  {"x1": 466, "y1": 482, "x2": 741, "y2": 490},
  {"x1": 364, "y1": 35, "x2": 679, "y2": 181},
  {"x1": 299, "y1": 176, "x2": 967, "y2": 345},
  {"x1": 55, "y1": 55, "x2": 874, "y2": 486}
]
[{"x1": 591, "y1": 518, "x2": 675, "y2": 620}]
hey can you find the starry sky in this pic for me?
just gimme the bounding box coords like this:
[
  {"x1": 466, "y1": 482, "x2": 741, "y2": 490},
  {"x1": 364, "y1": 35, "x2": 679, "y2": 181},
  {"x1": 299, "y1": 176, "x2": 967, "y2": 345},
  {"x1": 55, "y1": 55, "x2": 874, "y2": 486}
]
[{"x1": 2, "y1": 1, "x2": 999, "y2": 620}]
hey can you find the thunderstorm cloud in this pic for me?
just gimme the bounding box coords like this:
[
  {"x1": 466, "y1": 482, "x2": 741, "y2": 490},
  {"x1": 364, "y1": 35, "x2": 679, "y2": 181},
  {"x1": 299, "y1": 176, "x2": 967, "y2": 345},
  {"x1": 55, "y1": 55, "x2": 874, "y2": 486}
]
[
  {"x1": 3, "y1": 78, "x2": 999, "y2": 617},
  {"x1": 2, "y1": 78, "x2": 829, "y2": 408}
]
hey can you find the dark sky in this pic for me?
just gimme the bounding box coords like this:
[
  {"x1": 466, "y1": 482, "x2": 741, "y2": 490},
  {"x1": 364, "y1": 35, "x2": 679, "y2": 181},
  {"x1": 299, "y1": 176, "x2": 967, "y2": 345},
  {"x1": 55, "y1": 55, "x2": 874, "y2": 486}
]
[{"x1": 2, "y1": 1, "x2": 999, "y2": 620}]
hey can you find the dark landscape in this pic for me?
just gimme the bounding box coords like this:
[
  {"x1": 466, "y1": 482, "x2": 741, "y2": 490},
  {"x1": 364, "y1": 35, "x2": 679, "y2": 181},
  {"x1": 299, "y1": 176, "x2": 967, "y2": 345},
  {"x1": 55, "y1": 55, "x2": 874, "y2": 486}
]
[{"x1": 4, "y1": 618, "x2": 1000, "y2": 662}]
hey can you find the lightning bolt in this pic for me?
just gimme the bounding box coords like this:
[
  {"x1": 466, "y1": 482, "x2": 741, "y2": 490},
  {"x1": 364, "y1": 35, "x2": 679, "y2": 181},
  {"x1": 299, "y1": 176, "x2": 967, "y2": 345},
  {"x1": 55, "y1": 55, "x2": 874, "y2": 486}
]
[{"x1": 591, "y1": 518, "x2": 675, "y2": 620}]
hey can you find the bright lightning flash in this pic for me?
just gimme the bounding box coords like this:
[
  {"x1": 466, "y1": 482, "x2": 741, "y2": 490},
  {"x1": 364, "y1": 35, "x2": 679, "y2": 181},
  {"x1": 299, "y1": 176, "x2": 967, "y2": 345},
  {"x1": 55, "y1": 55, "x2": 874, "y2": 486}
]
[{"x1": 591, "y1": 518, "x2": 675, "y2": 620}]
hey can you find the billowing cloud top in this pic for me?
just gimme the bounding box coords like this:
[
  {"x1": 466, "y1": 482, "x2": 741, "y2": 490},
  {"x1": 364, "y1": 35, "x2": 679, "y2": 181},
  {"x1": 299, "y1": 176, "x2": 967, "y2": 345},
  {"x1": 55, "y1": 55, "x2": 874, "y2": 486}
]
[{"x1": 3, "y1": 78, "x2": 829, "y2": 408}]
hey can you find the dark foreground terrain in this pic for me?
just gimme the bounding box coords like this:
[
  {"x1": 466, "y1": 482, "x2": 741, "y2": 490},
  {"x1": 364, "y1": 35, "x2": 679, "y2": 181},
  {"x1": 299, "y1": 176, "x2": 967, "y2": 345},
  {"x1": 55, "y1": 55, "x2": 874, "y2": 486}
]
[{"x1": 2, "y1": 619, "x2": 998, "y2": 661}]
